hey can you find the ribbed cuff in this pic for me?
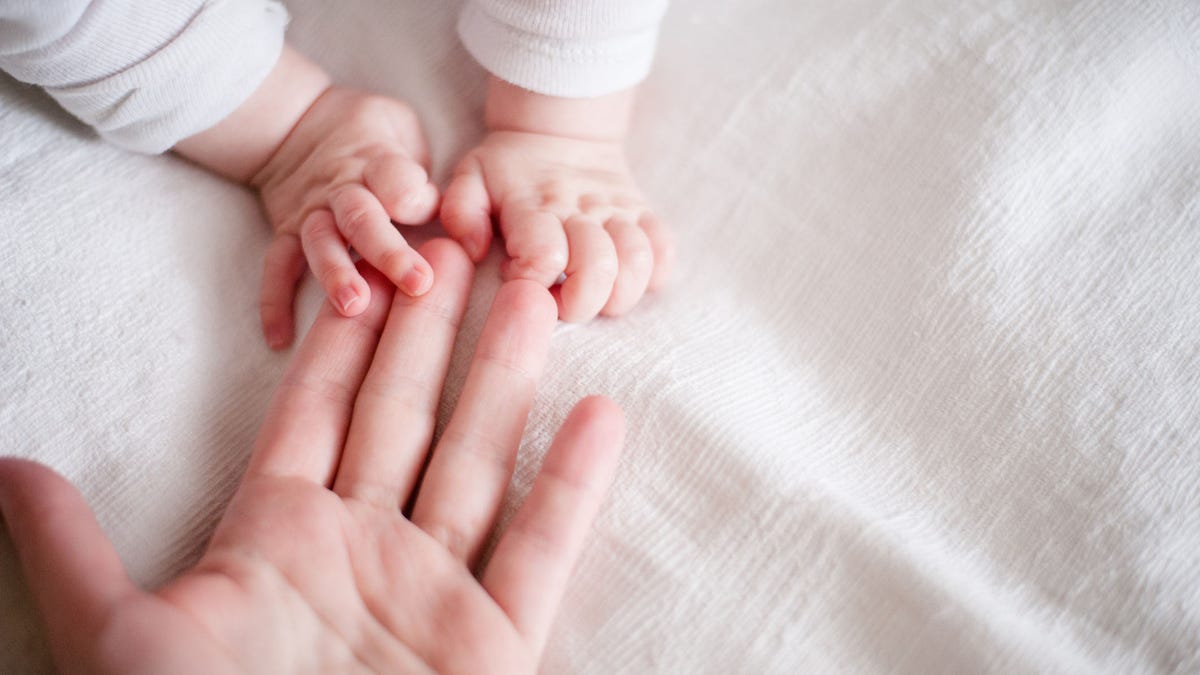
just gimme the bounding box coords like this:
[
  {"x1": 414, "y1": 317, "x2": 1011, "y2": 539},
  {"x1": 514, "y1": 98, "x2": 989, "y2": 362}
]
[
  {"x1": 458, "y1": 2, "x2": 659, "y2": 99},
  {"x1": 45, "y1": 0, "x2": 288, "y2": 154}
]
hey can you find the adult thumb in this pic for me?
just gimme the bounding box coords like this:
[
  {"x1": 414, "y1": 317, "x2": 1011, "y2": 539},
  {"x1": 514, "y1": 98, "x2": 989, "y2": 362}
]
[{"x1": 0, "y1": 458, "x2": 136, "y2": 671}]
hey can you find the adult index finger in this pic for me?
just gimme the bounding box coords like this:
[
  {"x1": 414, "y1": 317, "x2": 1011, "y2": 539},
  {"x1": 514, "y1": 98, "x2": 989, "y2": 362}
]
[{"x1": 245, "y1": 262, "x2": 395, "y2": 487}]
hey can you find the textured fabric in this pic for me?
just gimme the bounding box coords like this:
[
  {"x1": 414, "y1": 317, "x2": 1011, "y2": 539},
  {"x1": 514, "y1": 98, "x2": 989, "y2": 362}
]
[
  {"x1": 458, "y1": 0, "x2": 667, "y2": 97},
  {"x1": 1, "y1": 1, "x2": 1199, "y2": 673},
  {"x1": 0, "y1": 0, "x2": 288, "y2": 152}
]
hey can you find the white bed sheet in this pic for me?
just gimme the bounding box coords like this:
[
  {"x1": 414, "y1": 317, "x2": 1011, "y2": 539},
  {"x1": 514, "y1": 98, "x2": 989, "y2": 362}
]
[{"x1": 2, "y1": 0, "x2": 1199, "y2": 672}]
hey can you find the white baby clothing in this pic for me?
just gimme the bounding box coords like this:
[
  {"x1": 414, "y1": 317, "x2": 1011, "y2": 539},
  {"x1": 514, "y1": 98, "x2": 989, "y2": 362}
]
[
  {"x1": 0, "y1": 0, "x2": 668, "y2": 153},
  {"x1": 458, "y1": 0, "x2": 668, "y2": 98}
]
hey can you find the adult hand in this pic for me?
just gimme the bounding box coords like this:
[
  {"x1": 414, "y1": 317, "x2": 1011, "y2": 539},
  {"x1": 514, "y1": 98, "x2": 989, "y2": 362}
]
[{"x1": 0, "y1": 239, "x2": 625, "y2": 674}]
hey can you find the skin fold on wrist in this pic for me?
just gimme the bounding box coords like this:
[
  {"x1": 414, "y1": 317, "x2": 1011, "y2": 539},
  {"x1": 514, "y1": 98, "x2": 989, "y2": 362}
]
[
  {"x1": 173, "y1": 45, "x2": 332, "y2": 184},
  {"x1": 484, "y1": 76, "x2": 635, "y2": 142}
]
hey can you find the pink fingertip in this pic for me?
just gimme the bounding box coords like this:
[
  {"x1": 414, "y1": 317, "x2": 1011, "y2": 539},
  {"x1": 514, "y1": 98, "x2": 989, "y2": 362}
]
[
  {"x1": 336, "y1": 287, "x2": 362, "y2": 314},
  {"x1": 265, "y1": 326, "x2": 289, "y2": 350},
  {"x1": 401, "y1": 263, "x2": 432, "y2": 296}
]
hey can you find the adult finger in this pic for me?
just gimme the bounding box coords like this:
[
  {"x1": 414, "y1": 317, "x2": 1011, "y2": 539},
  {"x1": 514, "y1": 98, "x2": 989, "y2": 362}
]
[
  {"x1": 246, "y1": 264, "x2": 396, "y2": 486},
  {"x1": 499, "y1": 206, "x2": 569, "y2": 286},
  {"x1": 363, "y1": 152, "x2": 440, "y2": 225},
  {"x1": 410, "y1": 280, "x2": 557, "y2": 564},
  {"x1": 440, "y1": 157, "x2": 493, "y2": 262},
  {"x1": 481, "y1": 396, "x2": 624, "y2": 655},
  {"x1": 332, "y1": 239, "x2": 474, "y2": 508},
  {"x1": 0, "y1": 458, "x2": 139, "y2": 673},
  {"x1": 300, "y1": 209, "x2": 371, "y2": 316},
  {"x1": 600, "y1": 215, "x2": 654, "y2": 316},
  {"x1": 331, "y1": 184, "x2": 433, "y2": 297},
  {"x1": 260, "y1": 233, "x2": 308, "y2": 349},
  {"x1": 556, "y1": 215, "x2": 618, "y2": 323}
]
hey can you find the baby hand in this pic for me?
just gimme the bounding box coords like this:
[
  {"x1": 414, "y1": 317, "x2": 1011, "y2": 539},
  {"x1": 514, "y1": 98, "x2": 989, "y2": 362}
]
[
  {"x1": 252, "y1": 87, "x2": 439, "y2": 348},
  {"x1": 441, "y1": 79, "x2": 674, "y2": 322}
]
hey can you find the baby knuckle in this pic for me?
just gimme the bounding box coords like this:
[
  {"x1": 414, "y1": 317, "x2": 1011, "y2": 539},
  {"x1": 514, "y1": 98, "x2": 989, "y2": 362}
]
[
  {"x1": 376, "y1": 247, "x2": 412, "y2": 276},
  {"x1": 338, "y1": 209, "x2": 375, "y2": 238},
  {"x1": 537, "y1": 180, "x2": 573, "y2": 207},
  {"x1": 591, "y1": 256, "x2": 620, "y2": 281},
  {"x1": 578, "y1": 193, "x2": 609, "y2": 212},
  {"x1": 626, "y1": 245, "x2": 655, "y2": 273},
  {"x1": 385, "y1": 99, "x2": 418, "y2": 125},
  {"x1": 315, "y1": 265, "x2": 348, "y2": 289},
  {"x1": 525, "y1": 250, "x2": 568, "y2": 276},
  {"x1": 346, "y1": 95, "x2": 386, "y2": 119}
]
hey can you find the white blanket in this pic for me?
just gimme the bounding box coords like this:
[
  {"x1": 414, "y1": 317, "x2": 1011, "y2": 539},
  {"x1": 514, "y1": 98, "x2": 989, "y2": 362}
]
[{"x1": 2, "y1": 0, "x2": 1198, "y2": 672}]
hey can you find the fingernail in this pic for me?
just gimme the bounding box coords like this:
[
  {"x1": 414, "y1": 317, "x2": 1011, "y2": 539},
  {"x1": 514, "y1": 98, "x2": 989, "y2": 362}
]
[
  {"x1": 402, "y1": 265, "x2": 430, "y2": 295},
  {"x1": 337, "y1": 287, "x2": 361, "y2": 313},
  {"x1": 265, "y1": 327, "x2": 287, "y2": 350}
]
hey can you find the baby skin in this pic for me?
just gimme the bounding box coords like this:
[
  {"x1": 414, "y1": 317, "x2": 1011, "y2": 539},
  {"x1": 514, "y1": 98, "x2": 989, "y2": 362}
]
[{"x1": 175, "y1": 46, "x2": 675, "y2": 348}]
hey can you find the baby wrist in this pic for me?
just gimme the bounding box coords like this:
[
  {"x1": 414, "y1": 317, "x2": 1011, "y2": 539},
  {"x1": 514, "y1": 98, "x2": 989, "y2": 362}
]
[
  {"x1": 174, "y1": 45, "x2": 331, "y2": 183},
  {"x1": 484, "y1": 76, "x2": 633, "y2": 142}
]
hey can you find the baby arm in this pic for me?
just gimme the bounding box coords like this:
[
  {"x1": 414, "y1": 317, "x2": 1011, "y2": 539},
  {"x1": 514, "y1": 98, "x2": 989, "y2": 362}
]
[
  {"x1": 442, "y1": 0, "x2": 675, "y2": 322},
  {"x1": 0, "y1": 1, "x2": 438, "y2": 350},
  {"x1": 175, "y1": 48, "x2": 439, "y2": 349}
]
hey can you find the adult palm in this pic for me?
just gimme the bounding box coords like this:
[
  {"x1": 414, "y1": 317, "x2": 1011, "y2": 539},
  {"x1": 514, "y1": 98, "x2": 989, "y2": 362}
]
[{"x1": 0, "y1": 240, "x2": 624, "y2": 674}]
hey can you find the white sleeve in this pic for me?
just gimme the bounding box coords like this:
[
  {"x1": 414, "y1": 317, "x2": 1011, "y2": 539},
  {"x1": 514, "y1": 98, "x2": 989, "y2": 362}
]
[
  {"x1": 0, "y1": 0, "x2": 288, "y2": 153},
  {"x1": 457, "y1": 0, "x2": 668, "y2": 98}
]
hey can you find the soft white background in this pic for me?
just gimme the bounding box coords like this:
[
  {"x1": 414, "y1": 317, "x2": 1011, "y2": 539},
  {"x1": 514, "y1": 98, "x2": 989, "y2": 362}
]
[{"x1": 2, "y1": 0, "x2": 1198, "y2": 672}]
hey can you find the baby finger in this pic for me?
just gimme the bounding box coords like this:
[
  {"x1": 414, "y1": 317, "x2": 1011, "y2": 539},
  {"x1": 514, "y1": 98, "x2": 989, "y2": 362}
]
[
  {"x1": 557, "y1": 216, "x2": 618, "y2": 323},
  {"x1": 638, "y1": 212, "x2": 675, "y2": 291},
  {"x1": 331, "y1": 184, "x2": 433, "y2": 297},
  {"x1": 260, "y1": 233, "x2": 307, "y2": 349},
  {"x1": 600, "y1": 216, "x2": 653, "y2": 316},
  {"x1": 300, "y1": 208, "x2": 371, "y2": 316},
  {"x1": 363, "y1": 153, "x2": 439, "y2": 225}
]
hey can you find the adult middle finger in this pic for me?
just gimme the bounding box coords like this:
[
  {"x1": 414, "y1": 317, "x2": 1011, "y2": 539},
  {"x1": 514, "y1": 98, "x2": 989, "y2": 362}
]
[
  {"x1": 410, "y1": 278, "x2": 557, "y2": 564},
  {"x1": 331, "y1": 238, "x2": 474, "y2": 507}
]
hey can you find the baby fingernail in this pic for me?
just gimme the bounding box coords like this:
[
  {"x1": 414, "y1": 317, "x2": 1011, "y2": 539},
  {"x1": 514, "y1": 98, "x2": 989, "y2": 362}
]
[
  {"x1": 337, "y1": 287, "x2": 361, "y2": 313},
  {"x1": 402, "y1": 265, "x2": 430, "y2": 295}
]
